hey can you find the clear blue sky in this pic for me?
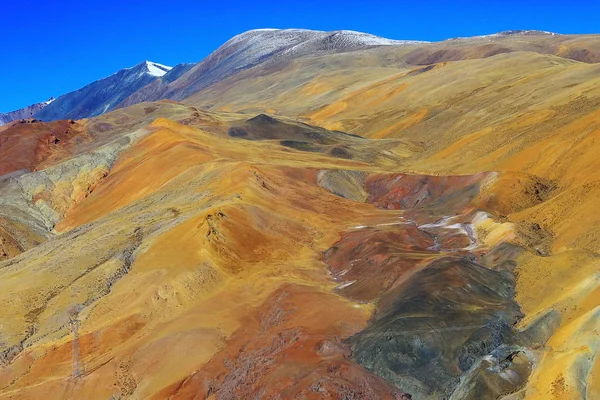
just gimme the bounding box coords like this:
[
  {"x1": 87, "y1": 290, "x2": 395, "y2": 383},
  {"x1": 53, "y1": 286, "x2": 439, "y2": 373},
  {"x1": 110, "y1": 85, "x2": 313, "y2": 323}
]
[{"x1": 1, "y1": 0, "x2": 599, "y2": 112}]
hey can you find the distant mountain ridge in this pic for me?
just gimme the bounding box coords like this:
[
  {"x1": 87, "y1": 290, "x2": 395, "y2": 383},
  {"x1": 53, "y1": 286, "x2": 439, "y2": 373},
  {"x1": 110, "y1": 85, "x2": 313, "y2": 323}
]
[
  {"x1": 0, "y1": 98, "x2": 54, "y2": 126},
  {"x1": 494, "y1": 29, "x2": 559, "y2": 36},
  {"x1": 23, "y1": 29, "x2": 422, "y2": 121},
  {"x1": 131, "y1": 28, "x2": 426, "y2": 103},
  {"x1": 34, "y1": 61, "x2": 184, "y2": 121},
  {"x1": 3, "y1": 28, "x2": 597, "y2": 122},
  {"x1": 115, "y1": 62, "x2": 195, "y2": 109}
]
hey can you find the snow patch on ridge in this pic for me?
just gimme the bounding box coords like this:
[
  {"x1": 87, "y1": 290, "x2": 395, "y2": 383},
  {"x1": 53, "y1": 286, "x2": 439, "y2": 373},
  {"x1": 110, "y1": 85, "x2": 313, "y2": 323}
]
[
  {"x1": 246, "y1": 28, "x2": 280, "y2": 32},
  {"x1": 450, "y1": 30, "x2": 560, "y2": 41},
  {"x1": 492, "y1": 30, "x2": 559, "y2": 37},
  {"x1": 227, "y1": 28, "x2": 427, "y2": 51},
  {"x1": 144, "y1": 61, "x2": 172, "y2": 77}
]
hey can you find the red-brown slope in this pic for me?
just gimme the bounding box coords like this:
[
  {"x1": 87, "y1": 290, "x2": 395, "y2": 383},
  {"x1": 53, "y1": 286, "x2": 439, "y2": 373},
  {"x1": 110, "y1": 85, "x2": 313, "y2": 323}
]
[
  {"x1": 154, "y1": 284, "x2": 411, "y2": 400},
  {"x1": 0, "y1": 120, "x2": 85, "y2": 175}
]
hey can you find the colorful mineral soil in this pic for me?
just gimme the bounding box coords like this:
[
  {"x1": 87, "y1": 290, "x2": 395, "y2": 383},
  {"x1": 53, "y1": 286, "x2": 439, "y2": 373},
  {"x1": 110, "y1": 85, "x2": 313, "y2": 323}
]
[{"x1": 1, "y1": 27, "x2": 600, "y2": 400}]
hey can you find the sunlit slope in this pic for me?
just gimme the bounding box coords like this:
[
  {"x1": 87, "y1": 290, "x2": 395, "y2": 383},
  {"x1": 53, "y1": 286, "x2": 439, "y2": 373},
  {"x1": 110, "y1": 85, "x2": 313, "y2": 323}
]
[
  {"x1": 181, "y1": 38, "x2": 600, "y2": 399},
  {"x1": 0, "y1": 111, "x2": 545, "y2": 399},
  {"x1": 188, "y1": 48, "x2": 600, "y2": 148},
  {"x1": 182, "y1": 33, "x2": 600, "y2": 116},
  {"x1": 401, "y1": 33, "x2": 600, "y2": 64},
  {"x1": 0, "y1": 102, "x2": 215, "y2": 263},
  {"x1": 0, "y1": 107, "x2": 596, "y2": 398},
  {"x1": 0, "y1": 117, "x2": 420, "y2": 399},
  {"x1": 2, "y1": 33, "x2": 600, "y2": 399}
]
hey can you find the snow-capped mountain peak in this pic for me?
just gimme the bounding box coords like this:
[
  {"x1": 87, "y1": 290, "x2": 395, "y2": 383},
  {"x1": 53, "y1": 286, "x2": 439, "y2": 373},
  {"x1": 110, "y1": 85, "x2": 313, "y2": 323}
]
[
  {"x1": 123, "y1": 61, "x2": 173, "y2": 77},
  {"x1": 158, "y1": 28, "x2": 427, "y2": 102},
  {"x1": 143, "y1": 61, "x2": 172, "y2": 77},
  {"x1": 34, "y1": 62, "x2": 174, "y2": 121}
]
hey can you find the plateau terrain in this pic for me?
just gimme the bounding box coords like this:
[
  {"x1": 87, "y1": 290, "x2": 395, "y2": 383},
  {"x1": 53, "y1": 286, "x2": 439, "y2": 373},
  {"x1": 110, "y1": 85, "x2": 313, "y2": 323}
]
[{"x1": 0, "y1": 28, "x2": 599, "y2": 399}]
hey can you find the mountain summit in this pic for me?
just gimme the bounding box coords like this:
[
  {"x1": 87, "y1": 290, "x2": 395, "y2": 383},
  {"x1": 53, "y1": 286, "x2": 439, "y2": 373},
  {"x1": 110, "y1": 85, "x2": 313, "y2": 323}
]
[
  {"x1": 136, "y1": 61, "x2": 172, "y2": 77},
  {"x1": 146, "y1": 28, "x2": 425, "y2": 102},
  {"x1": 34, "y1": 61, "x2": 175, "y2": 121},
  {"x1": 6, "y1": 30, "x2": 423, "y2": 122}
]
